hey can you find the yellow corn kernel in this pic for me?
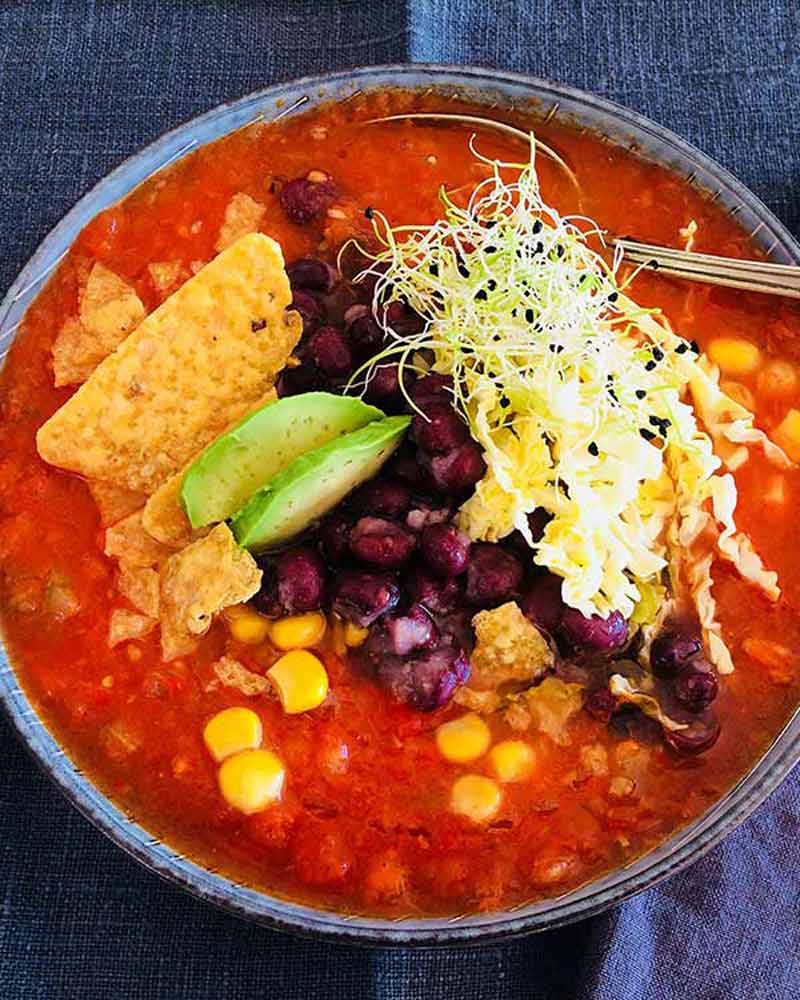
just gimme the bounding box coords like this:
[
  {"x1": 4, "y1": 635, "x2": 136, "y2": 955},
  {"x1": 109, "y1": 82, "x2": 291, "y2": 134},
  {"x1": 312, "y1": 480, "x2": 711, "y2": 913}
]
[
  {"x1": 489, "y1": 740, "x2": 535, "y2": 783},
  {"x1": 720, "y1": 380, "x2": 756, "y2": 411},
  {"x1": 708, "y1": 337, "x2": 761, "y2": 376},
  {"x1": 268, "y1": 649, "x2": 329, "y2": 714},
  {"x1": 758, "y1": 359, "x2": 799, "y2": 398},
  {"x1": 450, "y1": 774, "x2": 502, "y2": 823},
  {"x1": 344, "y1": 622, "x2": 370, "y2": 647},
  {"x1": 203, "y1": 707, "x2": 263, "y2": 763},
  {"x1": 226, "y1": 605, "x2": 270, "y2": 645},
  {"x1": 218, "y1": 748, "x2": 285, "y2": 814},
  {"x1": 773, "y1": 408, "x2": 800, "y2": 462},
  {"x1": 435, "y1": 713, "x2": 491, "y2": 763},
  {"x1": 268, "y1": 612, "x2": 327, "y2": 651}
]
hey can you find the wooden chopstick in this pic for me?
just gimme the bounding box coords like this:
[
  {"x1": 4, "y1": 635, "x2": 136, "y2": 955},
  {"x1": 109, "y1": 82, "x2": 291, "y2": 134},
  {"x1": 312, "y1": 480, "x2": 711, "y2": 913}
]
[{"x1": 614, "y1": 238, "x2": 800, "y2": 300}]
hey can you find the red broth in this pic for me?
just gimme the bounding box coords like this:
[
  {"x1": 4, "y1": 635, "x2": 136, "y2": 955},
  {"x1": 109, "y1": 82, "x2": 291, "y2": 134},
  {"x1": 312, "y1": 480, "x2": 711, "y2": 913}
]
[{"x1": 1, "y1": 90, "x2": 799, "y2": 916}]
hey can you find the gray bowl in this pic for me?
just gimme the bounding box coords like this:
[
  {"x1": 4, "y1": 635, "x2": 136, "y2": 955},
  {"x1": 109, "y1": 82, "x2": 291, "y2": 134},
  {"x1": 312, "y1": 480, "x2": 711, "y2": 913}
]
[{"x1": 1, "y1": 64, "x2": 798, "y2": 947}]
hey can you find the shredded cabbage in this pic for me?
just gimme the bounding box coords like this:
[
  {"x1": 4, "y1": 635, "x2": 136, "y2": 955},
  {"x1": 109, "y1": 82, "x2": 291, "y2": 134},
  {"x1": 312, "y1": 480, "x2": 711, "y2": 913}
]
[{"x1": 352, "y1": 136, "x2": 783, "y2": 665}]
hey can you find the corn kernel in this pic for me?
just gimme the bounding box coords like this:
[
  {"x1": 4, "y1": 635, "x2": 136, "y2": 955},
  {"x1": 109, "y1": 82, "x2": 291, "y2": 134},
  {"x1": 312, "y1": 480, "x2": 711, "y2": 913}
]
[
  {"x1": 450, "y1": 774, "x2": 502, "y2": 823},
  {"x1": 773, "y1": 408, "x2": 800, "y2": 462},
  {"x1": 344, "y1": 622, "x2": 370, "y2": 647},
  {"x1": 203, "y1": 706, "x2": 263, "y2": 763},
  {"x1": 226, "y1": 605, "x2": 270, "y2": 645},
  {"x1": 720, "y1": 380, "x2": 756, "y2": 411},
  {"x1": 489, "y1": 740, "x2": 535, "y2": 783},
  {"x1": 758, "y1": 359, "x2": 799, "y2": 398},
  {"x1": 269, "y1": 612, "x2": 327, "y2": 651},
  {"x1": 218, "y1": 748, "x2": 285, "y2": 814},
  {"x1": 268, "y1": 650, "x2": 329, "y2": 714},
  {"x1": 435, "y1": 713, "x2": 491, "y2": 763},
  {"x1": 708, "y1": 337, "x2": 761, "y2": 376}
]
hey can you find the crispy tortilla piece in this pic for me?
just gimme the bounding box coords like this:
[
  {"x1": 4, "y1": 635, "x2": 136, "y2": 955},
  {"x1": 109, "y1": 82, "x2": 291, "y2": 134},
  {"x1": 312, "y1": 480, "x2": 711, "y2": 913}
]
[
  {"x1": 108, "y1": 608, "x2": 157, "y2": 647},
  {"x1": 118, "y1": 565, "x2": 160, "y2": 617},
  {"x1": 51, "y1": 265, "x2": 146, "y2": 387},
  {"x1": 468, "y1": 602, "x2": 554, "y2": 693},
  {"x1": 37, "y1": 233, "x2": 301, "y2": 494},
  {"x1": 159, "y1": 523, "x2": 261, "y2": 661},
  {"x1": 215, "y1": 193, "x2": 266, "y2": 252},
  {"x1": 211, "y1": 656, "x2": 272, "y2": 697},
  {"x1": 88, "y1": 481, "x2": 148, "y2": 526},
  {"x1": 141, "y1": 388, "x2": 278, "y2": 545},
  {"x1": 148, "y1": 260, "x2": 185, "y2": 296},
  {"x1": 105, "y1": 511, "x2": 178, "y2": 568}
]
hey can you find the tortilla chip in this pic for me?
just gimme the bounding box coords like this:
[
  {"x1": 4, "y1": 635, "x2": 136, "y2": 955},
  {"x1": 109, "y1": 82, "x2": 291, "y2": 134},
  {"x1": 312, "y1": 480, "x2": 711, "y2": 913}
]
[
  {"x1": 37, "y1": 233, "x2": 301, "y2": 494},
  {"x1": 118, "y1": 565, "x2": 160, "y2": 617},
  {"x1": 105, "y1": 510, "x2": 178, "y2": 568},
  {"x1": 51, "y1": 266, "x2": 145, "y2": 387},
  {"x1": 211, "y1": 656, "x2": 272, "y2": 697},
  {"x1": 88, "y1": 480, "x2": 148, "y2": 526},
  {"x1": 215, "y1": 193, "x2": 266, "y2": 252},
  {"x1": 108, "y1": 608, "x2": 157, "y2": 647},
  {"x1": 141, "y1": 388, "x2": 278, "y2": 545},
  {"x1": 159, "y1": 523, "x2": 261, "y2": 661},
  {"x1": 148, "y1": 260, "x2": 185, "y2": 295}
]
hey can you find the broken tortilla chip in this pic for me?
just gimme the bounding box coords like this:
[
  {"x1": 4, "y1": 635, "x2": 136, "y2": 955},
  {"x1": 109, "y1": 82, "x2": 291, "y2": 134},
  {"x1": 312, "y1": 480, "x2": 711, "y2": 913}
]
[
  {"x1": 141, "y1": 388, "x2": 278, "y2": 545},
  {"x1": 109, "y1": 608, "x2": 157, "y2": 647},
  {"x1": 52, "y1": 265, "x2": 145, "y2": 387},
  {"x1": 118, "y1": 565, "x2": 160, "y2": 617},
  {"x1": 148, "y1": 260, "x2": 185, "y2": 296},
  {"x1": 88, "y1": 480, "x2": 148, "y2": 526},
  {"x1": 211, "y1": 656, "x2": 272, "y2": 697},
  {"x1": 37, "y1": 233, "x2": 302, "y2": 494},
  {"x1": 159, "y1": 523, "x2": 261, "y2": 661},
  {"x1": 105, "y1": 510, "x2": 178, "y2": 568},
  {"x1": 215, "y1": 192, "x2": 266, "y2": 252}
]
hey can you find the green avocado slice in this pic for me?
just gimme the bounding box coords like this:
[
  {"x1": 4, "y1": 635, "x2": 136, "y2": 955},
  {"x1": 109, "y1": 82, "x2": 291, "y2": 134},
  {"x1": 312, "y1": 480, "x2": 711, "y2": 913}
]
[
  {"x1": 231, "y1": 415, "x2": 411, "y2": 552},
  {"x1": 181, "y1": 392, "x2": 384, "y2": 529}
]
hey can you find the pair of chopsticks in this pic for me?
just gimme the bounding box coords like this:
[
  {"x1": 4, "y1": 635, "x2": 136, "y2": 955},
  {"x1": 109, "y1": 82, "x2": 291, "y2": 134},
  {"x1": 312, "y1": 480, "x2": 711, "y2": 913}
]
[{"x1": 614, "y1": 238, "x2": 800, "y2": 300}]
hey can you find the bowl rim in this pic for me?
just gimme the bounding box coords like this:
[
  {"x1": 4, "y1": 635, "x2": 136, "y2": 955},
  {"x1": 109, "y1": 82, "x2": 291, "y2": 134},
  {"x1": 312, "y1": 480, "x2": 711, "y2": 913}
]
[{"x1": 1, "y1": 62, "x2": 799, "y2": 947}]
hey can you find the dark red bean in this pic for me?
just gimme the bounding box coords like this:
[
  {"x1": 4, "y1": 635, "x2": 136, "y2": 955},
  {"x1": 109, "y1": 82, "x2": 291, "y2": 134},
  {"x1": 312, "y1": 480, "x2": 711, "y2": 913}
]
[
  {"x1": 280, "y1": 176, "x2": 337, "y2": 225},
  {"x1": 291, "y1": 289, "x2": 327, "y2": 335},
  {"x1": 663, "y1": 711, "x2": 721, "y2": 755},
  {"x1": 344, "y1": 304, "x2": 384, "y2": 360},
  {"x1": 674, "y1": 657, "x2": 718, "y2": 712},
  {"x1": 275, "y1": 362, "x2": 328, "y2": 398},
  {"x1": 465, "y1": 543, "x2": 523, "y2": 606},
  {"x1": 421, "y1": 523, "x2": 471, "y2": 577},
  {"x1": 287, "y1": 257, "x2": 338, "y2": 293},
  {"x1": 405, "y1": 504, "x2": 451, "y2": 533},
  {"x1": 275, "y1": 547, "x2": 326, "y2": 613},
  {"x1": 584, "y1": 687, "x2": 618, "y2": 723},
  {"x1": 409, "y1": 373, "x2": 454, "y2": 408},
  {"x1": 412, "y1": 402, "x2": 469, "y2": 454},
  {"x1": 364, "y1": 363, "x2": 402, "y2": 406},
  {"x1": 349, "y1": 516, "x2": 416, "y2": 568},
  {"x1": 349, "y1": 478, "x2": 412, "y2": 518},
  {"x1": 318, "y1": 511, "x2": 353, "y2": 564},
  {"x1": 559, "y1": 607, "x2": 628, "y2": 654},
  {"x1": 422, "y1": 441, "x2": 486, "y2": 494},
  {"x1": 405, "y1": 564, "x2": 462, "y2": 614},
  {"x1": 330, "y1": 569, "x2": 400, "y2": 626},
  {"x1": 306, "y1": 326, "x2": 353, "y2": 379},
  {"x1": 384, "y1": 300, "x2": 425, "y2": 336},
  {"x1": 650, "y1": 630, "x2": 703, "y2": 678},
  {"x1": 384, "y1": 444, "x2": 426, "y2": 488},
  {"x1": 521, "y1": 572, "x2": 565, "y2": 634},
  {"x1": 367, "y1": 640, "x2": 470, "y2": 711},
  {"x1": 384, "y1": 603, "x2": 438, "y2": 656}
]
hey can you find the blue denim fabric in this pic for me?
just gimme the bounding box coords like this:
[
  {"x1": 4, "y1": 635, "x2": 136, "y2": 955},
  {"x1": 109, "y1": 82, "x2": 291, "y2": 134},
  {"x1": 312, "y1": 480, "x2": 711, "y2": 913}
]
[{"x1": 0, "y1": 2, "x2": 798, "y2": 997}]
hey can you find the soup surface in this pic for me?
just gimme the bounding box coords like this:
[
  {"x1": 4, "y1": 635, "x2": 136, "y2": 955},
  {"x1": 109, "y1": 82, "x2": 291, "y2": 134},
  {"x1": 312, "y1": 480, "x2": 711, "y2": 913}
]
[{"x1": 1, "y1": 89, "x2": 800, "y2": 916}]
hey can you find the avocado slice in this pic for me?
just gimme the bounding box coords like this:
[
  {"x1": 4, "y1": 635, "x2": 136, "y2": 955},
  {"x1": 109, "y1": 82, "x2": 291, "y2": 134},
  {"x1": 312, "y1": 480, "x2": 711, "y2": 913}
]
[
  {"x1": 181, "y1": 392, "x2": 384, "y2": 529},
  {"x1": 231, "y1": 415, "x2": 411, "y2": 552}
]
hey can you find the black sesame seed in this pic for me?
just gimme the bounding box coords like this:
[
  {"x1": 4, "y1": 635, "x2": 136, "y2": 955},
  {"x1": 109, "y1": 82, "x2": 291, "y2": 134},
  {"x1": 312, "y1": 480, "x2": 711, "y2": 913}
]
[
  {"x1": 608, "y1": 291, "x2": 619, "y2": 303},
  {"x1": 525, "y1": 308, "x2": 535, "y2": 323},
  {"x1": 251, "y1": 318, "x2": 266, "y2": 332},
  {"x1": 588, "y1": 442, "x2": 599, "y2": 456},
  {"x1": 645, "y1": 360, "x2": 656, "y2": 371},
  {"x1": 364, "y1": 206, "x2": 374, "y2": 220},
  {"x1": 485, "y1": 220, "x2": 497, "y2": 229},
  {"x1": 487, "y1": 279, "x2": 497, "y2": 291},
  {"x1": 500, "y1": 396, "x2": 511, "y2": 409},
  {"x1": 511, "y1": 307, "x2": 518, "y2": 318},
  {"x1": 676, "y1": 343, "x2": 688, "y2": 354},
  {"x1": 661, "y1": 418, "x2": 672, "y2": 428},
  {"x1": 429, "y1": 262, "x2": 439, "y2": 277},
  {"x1": 475, "y1": 289, "x2": 487, "y2": 301},
  {"x1": 690, "y1": 340, "x2": 700, "y2": 354},
  {"x1": 555, "y1": 245, "x2": 565, "y2": 258},
  {"x1": 458, "y1": 264, "x2": 470, "y2": 278},
  {"x1": 533, "y1": 220, "x2": 543, "y2": 234},
  {"x1": 635, "y1": 389, "x2": 646, "y2": 400},
  {"x1": 608, "y1": 388, "x2": 618, "y2": 402},
  {"x1": 548, "y1": 343, "x2": 556, "y2": 353},
  {"x1": 640, "y1": 428, "x2": 656, "y2": 442},
  {"x1": 485, "y1": 245, "x2": 497, "y2": 254},
  {"x1": 652, "y1": 347, "x2": 664, "y2": 361},
  {"x1": 648, "y1": 415, "x2": 660, "y2": 427},
  {"x1": 535, "y1": 241, "x2": 544, "y2": 254}
]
